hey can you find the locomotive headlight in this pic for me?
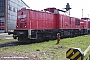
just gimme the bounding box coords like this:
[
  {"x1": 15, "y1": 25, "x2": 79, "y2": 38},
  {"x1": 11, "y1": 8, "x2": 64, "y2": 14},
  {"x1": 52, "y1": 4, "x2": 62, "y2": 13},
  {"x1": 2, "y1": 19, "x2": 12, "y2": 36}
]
[
  {"x1": 25, "y1": 26, "x2": 27, "y2": 27},
  {"x1": 16, "y1": 26, "x2": 18, "y2": 27}
]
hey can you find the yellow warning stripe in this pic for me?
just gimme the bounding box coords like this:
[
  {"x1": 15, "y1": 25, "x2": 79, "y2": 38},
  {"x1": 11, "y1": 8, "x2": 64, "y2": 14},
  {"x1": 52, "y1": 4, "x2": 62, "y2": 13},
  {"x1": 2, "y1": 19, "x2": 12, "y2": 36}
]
[
  {"x1": 71, "y1": 51, "x2": 79, "y2": 59},
  {"x1": 66, "y1": 49, "x2": 73, "y2": 57},
  {"x1": 77, "y1": 56, "x2": 81, "y2": 60}
]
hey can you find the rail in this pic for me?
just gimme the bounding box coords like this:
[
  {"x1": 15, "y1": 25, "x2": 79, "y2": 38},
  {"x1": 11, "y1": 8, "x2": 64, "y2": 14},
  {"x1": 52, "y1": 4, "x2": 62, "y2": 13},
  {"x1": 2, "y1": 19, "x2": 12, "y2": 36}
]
[{"x1": 84, "y1": 45, "x2": 90, "y2": 56}]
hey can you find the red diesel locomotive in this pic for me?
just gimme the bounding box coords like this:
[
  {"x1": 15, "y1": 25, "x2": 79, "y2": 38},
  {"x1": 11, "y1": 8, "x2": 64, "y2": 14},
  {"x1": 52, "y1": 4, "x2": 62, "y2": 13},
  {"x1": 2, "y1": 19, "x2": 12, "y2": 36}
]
[{"x1": 13, "y1": 8, "x2": 90, "y2": 42}]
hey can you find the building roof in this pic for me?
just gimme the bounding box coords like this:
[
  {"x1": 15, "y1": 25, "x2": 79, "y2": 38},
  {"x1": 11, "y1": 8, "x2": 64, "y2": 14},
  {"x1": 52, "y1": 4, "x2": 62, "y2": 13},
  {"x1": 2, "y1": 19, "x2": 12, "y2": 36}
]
[{"x1": 21, "y1": 0, "x2": 30, "y2": 8}]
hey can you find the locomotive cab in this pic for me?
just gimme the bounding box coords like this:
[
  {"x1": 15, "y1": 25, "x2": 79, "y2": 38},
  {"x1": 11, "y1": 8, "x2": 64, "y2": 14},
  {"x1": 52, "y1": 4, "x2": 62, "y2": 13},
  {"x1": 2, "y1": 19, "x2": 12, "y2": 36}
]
[
  {"x1": 13, "y1": 8, "x2": 30, "y2": 42},
  {"x1": 16, "y1": 8, "x2": 29, "y2": 30}
]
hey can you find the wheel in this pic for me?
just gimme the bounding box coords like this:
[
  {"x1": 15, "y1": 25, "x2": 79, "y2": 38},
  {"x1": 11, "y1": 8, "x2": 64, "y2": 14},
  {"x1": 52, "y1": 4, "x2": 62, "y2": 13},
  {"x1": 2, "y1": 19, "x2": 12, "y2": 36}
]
[
  {"x1": 13, "y1": 35, "x2": 17, "y2": 39},
  {"x1": 18, "y1": 37, "x2": 31, "y2": 43},
  {"x1": 44, "y1": 37, "x2": 49, "y2": 42},
  {"x1": 70, "y1": 33, "x2": 74, "y2": 38},
  {"x1": 36, "y1": 34, "x2": 44, "y2": 43},
  {"x1": 13, "y1": 36, "x2": 17, "y2": 39}
]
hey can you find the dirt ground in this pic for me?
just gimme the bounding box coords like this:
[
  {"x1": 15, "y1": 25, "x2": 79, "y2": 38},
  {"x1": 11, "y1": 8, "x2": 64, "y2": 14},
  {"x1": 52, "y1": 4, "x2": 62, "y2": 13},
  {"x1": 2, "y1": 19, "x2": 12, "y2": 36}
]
[
  {"x1": 0, "y1": 52, "x2": 42, "y2": 60},
  {"x1": 0, "y1": 33, "x2": 13, "y2": 40},
  {"x1": 0, "y1": 50, "x2": 68, "y2": 60},
  {"x1": 0, "y1": 33, "x2": 68, "y2": 60},
  {"x1": 0, "y1": 33, "x2": 42, "y2": 60}
]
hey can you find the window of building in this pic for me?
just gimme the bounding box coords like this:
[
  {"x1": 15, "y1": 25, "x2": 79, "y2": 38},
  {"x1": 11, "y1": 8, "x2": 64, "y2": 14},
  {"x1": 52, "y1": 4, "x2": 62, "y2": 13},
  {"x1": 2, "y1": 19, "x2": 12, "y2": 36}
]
[
  {"x1": 0, "y1": 17, "x2": 5, "y2": 23},
  {"x1": 17, "y1": 8, "x2": 20, "y2": 11},
  {"x1": 13, "y1": 8, "x2": 15, "y2": 12},
  {"x1": 0, "y1": 0, "x2": 5, "y2": 2},
  {"x1": 0, "y1": 12, "x2": 4, "y2": 17},
  {"x1": 0, "y1": 1, "x2": 4, "y2": 7},
  {"x1": 9, "y1": 6, "x2": 12, "y2": 11},
  {"x1": 0, "y1": 7, "x2": 4, "y2": 12}
]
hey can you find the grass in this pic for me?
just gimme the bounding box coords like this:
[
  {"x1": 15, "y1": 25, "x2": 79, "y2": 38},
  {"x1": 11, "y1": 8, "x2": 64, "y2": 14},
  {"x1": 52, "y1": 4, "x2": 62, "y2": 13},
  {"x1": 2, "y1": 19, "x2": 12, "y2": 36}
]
[{"x1": 0, "y1": 35, "x2": 90, "y2": 60}]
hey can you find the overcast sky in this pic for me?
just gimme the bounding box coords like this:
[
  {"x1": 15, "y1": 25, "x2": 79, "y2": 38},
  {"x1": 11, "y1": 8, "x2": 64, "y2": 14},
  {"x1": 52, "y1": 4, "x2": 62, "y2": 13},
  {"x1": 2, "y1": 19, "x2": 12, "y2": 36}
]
[{"x1": 23, "y1": 0, "x2": 90, "y2": 18}]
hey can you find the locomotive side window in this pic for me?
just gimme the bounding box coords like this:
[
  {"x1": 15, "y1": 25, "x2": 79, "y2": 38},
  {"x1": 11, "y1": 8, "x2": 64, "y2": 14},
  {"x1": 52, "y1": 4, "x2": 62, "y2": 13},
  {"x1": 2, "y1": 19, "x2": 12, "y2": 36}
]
[
  {"x1": 66, "y1": 23, "x2": 68, "y2": 26},
  {"x1": 75, "y1": 19, "x2": 80, "y2": 25}
]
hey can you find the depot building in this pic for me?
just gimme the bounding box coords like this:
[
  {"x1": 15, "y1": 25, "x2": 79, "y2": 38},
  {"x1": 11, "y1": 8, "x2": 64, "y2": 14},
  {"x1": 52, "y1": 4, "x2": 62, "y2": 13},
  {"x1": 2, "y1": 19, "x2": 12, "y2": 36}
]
[{"x1": 0, "y1": 0, "x2": 29, "y2": 33}]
